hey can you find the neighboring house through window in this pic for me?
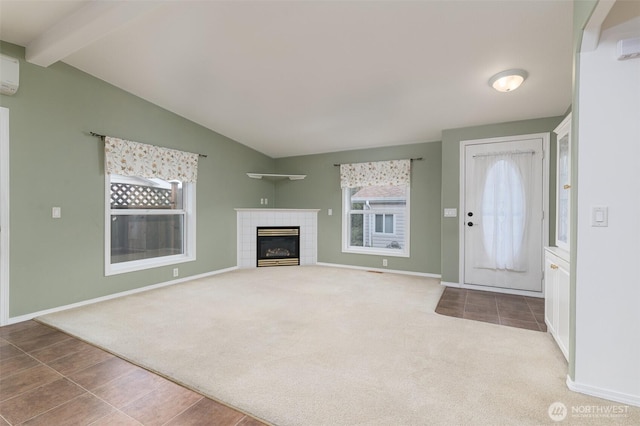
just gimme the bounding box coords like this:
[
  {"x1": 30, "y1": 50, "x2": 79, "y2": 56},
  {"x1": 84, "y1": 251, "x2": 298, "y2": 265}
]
[{"x1": 375, "y1": 214, "x2": 395, "y2": 234}]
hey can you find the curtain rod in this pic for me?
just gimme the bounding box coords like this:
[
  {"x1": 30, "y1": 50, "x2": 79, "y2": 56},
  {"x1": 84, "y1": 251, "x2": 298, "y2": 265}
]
[
  {"x1": 472, "y1": 150, "x2": 534, "y2": 158},
  {"x1": 333, "y1": 157, "x2": 422, "y2": 167},
  {"x1": 90, "y1": 132, "x2": 208, "y2": 158}
]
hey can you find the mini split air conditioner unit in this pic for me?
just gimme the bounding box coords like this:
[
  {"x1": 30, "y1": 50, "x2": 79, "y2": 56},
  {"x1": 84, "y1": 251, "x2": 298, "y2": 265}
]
[
  {"x1": 617, "y1": 37, "x2": 640, "y2": 61},
  {"x1": 0, "y1": 55, "x2": 19, "y2": 96}
]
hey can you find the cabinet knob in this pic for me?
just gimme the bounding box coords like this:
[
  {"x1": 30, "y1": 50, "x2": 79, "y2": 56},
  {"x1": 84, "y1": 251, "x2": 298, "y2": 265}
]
[
  {"x1": 563, "y1": 184, "x2": 571, "y2": 190},
  {"x1": 550, "y1": 264, "x2": 559, "y2": 270}
]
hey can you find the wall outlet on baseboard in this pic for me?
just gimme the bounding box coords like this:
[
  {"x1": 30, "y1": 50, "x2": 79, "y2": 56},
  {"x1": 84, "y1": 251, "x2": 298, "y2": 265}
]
[
  {"x1": 173, "y1": 268, "x2": 179, "y2": 277},
  {"x1": 382, "y1": 259, "x2": 388, "y2": 267}
]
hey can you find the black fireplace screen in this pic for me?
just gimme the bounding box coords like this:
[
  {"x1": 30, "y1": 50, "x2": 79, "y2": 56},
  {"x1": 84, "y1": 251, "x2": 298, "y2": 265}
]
[{"x1": 257, "y1": 227, "x2": 300, "y2": 267}]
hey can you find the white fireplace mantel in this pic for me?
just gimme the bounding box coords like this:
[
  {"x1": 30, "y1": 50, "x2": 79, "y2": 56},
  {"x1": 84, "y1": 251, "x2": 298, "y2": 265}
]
[{"x1": 236, "y1": 208, "x2": 319, "y2": 268}]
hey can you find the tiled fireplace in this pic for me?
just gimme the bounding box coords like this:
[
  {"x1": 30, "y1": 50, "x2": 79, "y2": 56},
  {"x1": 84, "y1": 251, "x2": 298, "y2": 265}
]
[{"x1": 236, "y1": 209, "x2": 319, "y2": 268}]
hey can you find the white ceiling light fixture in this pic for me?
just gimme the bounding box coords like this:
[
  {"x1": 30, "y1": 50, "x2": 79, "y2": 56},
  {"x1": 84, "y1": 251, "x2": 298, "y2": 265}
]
[{"x1": 489, "y1": 69, "x2": 528, "y2": 92}]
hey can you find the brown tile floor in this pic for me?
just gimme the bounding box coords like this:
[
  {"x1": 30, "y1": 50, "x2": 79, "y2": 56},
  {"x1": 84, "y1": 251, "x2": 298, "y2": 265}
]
[
  {"x1": 435, "y1": 287, "x2": 547, "y2": 332},
  {"x1": 0, "y1": 321, "x2": 266, "y2": 426}
]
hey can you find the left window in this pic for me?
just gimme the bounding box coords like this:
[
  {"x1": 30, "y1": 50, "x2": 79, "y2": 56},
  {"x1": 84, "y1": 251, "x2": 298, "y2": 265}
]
[{"x1": 105, "y1": 174, "x2": 196, "y2": 275}]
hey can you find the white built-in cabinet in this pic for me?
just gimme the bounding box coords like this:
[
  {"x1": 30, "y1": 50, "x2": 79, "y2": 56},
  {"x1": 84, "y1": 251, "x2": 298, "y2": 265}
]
[
  {"x1": 545, "y1": 113, "x2": 572, "y2": 361},
  {"x1": 544, "y1": 247, "x2": 570, "y2": 360}
]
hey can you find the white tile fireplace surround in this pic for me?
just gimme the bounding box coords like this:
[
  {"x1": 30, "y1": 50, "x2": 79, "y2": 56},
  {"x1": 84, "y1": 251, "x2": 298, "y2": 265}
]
[{"x1": 236, "y1": 209, "x2": 320, "y2": 268}]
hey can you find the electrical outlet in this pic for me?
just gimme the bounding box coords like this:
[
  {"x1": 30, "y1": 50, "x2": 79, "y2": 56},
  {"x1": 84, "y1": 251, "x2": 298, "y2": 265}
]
[
  {"x1": 382, "y1": 259, "x2": 388, "y2": 267},
  {"x1": 173, "y1": 268, "x2": 179, "y2": 277},
  {"x1": 265, "y1": 198, "x2": 268, "y2": 205}
]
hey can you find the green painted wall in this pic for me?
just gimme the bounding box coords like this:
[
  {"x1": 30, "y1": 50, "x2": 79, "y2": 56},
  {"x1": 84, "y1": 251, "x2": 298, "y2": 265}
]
[
  {"x1": 274, "y1": 142, "x2": 442, "y2": 274},
  {"x1": 0, "y1": 42, "x2": 276, "y2": 317},
  {"x1": 440, "y1": 116, "x2": 565, "y2": 283}
]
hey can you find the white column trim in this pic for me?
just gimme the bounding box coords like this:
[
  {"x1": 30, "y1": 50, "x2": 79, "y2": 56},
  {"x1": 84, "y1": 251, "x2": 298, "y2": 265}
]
[{"x1": 0, "y1": 107, "x2": 10, "y2": 325}]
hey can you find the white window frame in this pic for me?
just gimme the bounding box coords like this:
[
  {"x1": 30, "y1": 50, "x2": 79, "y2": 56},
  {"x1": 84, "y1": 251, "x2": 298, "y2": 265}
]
[
  {"x1": 104, "y1": 175, "x2": 196, "y2": 276},
  {"x1": 342, "y1": 186, "x2": 410, "y2": 257}
]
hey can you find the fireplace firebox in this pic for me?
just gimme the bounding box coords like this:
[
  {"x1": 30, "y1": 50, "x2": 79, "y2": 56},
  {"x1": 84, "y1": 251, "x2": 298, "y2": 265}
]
[{"x1": 257, "y1": 227, "x2": 300, "y2": 267}]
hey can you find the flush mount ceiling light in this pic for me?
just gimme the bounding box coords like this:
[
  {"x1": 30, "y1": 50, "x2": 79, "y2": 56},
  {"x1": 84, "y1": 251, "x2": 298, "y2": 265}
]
[{"x1": 488, "y1": 69, "x2": 528, "y2": 92}]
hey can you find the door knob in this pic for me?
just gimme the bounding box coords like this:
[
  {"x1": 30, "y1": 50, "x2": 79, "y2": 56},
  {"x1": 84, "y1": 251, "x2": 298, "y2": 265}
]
[
  {"x1": 467, "y1": 212, "x2": 473, "y2": 217},
  {"x1": 467, "y1": 222, "x2": 474, "y2": 227}
]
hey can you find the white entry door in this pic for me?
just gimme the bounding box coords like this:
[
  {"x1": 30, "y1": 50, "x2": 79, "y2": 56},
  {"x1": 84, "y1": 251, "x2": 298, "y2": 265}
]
[{"x1": 463, "y1": 137, "x2": 544, "y2": 292}]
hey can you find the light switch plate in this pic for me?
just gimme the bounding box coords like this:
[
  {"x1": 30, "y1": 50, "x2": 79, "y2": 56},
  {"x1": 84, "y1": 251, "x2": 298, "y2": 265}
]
[
  {"x1": 444, "y1": 208, "x2": 457, "y2": 218},
  {"x1": 52, "y1": 207, "x2": 61, "y2": 218},
  {"x1": 592, "y1": 206, "x2": 608, "y2": 227}
]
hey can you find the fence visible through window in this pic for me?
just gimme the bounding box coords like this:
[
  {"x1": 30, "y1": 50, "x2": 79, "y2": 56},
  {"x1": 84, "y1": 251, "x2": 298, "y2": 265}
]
[{"x1": 110, "y1": 182, "x2": 176, "y2": 209}]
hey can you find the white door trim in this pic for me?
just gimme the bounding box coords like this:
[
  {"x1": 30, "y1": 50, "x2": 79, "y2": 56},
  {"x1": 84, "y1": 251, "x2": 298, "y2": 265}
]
[
  {"x1": 458, "y1": 132, "x2": 550, "y2": 295},
  {"x1": 0, "y1": 107, "x2": 9, "y2": 325}
]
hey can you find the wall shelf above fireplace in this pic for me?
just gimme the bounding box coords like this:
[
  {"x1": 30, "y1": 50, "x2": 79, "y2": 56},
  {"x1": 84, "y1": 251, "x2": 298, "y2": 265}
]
[{"x1": 246, "y1": 173, "x2": 306, "y2": 181}]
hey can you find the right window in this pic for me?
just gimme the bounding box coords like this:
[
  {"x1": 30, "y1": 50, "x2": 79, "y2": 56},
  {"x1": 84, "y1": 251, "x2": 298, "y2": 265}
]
[{"x1": 342, "y1": 184, "x2": 410, "y2": 256}]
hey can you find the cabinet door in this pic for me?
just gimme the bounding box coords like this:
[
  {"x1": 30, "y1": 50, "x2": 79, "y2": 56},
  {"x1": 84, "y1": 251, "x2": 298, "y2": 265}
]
[
  {"x1": 556, "y1": 260, "x2": 570, "y2": 359},
  {"x1": 544, "y1": 255, "x2": 557, "y2": 335},
  {"x1": 544, "y1": 249, "x2": 570, "y2": 361}
]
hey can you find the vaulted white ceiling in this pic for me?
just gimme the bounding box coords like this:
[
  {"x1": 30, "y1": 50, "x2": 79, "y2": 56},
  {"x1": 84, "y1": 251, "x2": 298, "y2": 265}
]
[{"x1": 0, "y1": 0, "x2": 573, "y2": 158}]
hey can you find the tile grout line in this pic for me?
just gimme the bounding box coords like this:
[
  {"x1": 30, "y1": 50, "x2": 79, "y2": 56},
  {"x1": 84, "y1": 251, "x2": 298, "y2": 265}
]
[
  {"x1": 233, "y1": 415, "x2": 251, "y2": 426},
  {"x1": 0, "y1": 341, "x2": 66, "y2": 404},
  {"x1": 18, "y1": 392, "x2": 90, "y2": 425},
  {"x1": 68, "y1": 372, "x2": 147, "y2": 426},
  {"x1": 525, "y1": 298, "x2": 545, "y2": 332},
  {"x1": 494, "y1": 294, "x2": 501, "y2": 325},
  {"x1": 159, "y1": 395, "x2": 205, "y2": 426},
  {"x1": 85, "y1": 409, "x2": 143, "y2": 426},
  {"x1": 462, "y1": 289, "x2": 468, "y2": 317}
]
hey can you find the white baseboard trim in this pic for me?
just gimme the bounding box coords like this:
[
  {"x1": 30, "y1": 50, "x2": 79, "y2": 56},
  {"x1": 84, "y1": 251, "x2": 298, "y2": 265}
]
[
  {"x1": 440, "y1": 281, "x2": 544, "y2": 298},
  {"x1": 7, "y1": 266, "x2": 238, "y2": 325},
  {"x1": 567, "y1": 376, "x2": 640, "y2": 408},
  {"x1": 316, "y1": 262, "x2": 441, "y2": 279}
]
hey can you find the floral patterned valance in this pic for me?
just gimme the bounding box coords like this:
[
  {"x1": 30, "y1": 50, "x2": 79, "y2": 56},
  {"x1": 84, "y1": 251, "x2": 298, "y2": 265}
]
[
  {"x1": 340, "y1": 159, "x2": 410, "y2": 188},
  {"x1": 105, "y1": 137, "x2": 199, "y2": 183}
]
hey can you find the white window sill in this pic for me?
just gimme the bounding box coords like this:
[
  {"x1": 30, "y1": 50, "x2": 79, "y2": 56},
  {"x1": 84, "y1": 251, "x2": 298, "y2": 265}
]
[
  {"x1": 342, "y1": 247, "x2": 410, "y2": 258},
  {"x1": 105, "y1": 254, "x2": 195, "y2": 276}
]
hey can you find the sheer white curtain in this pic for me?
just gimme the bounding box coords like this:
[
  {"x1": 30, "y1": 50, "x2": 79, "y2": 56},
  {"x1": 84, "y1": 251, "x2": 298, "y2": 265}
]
[{"x1": 473, "y1": 152, "x2": 534, "y2": 271}]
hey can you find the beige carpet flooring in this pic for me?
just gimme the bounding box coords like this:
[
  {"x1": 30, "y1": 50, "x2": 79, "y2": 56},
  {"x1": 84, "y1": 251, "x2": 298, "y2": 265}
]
[{"x1": 38, "y1": 266, "x2": 638, "y2": 425}]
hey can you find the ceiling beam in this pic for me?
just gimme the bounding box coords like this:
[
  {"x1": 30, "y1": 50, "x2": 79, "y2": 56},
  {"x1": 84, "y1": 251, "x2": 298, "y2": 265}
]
[
  {"x1": 581, "y1": 0, "x2": 617, "y2": 53},
  {"x1": 25, "y1": 1, "x2": 162, "y2": 67}
]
